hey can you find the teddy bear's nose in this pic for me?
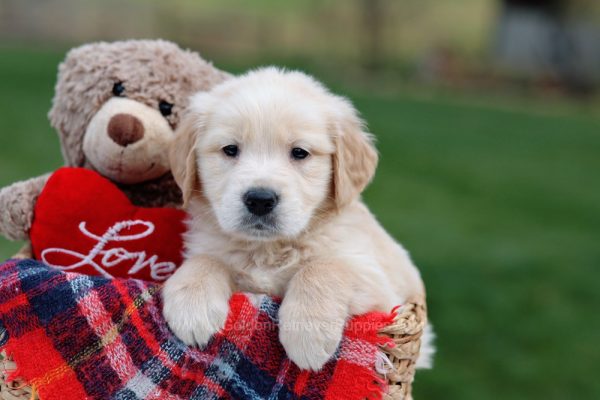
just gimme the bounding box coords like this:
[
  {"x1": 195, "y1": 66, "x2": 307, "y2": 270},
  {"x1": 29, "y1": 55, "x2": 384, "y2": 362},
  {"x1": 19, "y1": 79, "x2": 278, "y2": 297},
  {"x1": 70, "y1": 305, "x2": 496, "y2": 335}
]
[{"x1": 107, "y1": 113, "x2": 145, "y2": 147}]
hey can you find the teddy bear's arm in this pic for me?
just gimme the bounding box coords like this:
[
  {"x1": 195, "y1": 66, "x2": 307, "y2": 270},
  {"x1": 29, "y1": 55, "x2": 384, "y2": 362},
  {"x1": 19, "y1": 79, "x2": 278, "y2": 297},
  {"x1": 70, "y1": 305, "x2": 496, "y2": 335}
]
[{"x1": 0, "y1": 174, "x2": 50, "y2": 241}]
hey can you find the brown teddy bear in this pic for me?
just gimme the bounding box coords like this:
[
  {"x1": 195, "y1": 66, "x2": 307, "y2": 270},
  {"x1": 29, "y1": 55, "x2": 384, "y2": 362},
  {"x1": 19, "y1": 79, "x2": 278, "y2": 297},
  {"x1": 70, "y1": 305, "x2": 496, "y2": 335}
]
[{"x1": 0, "y1": 40, "x2": 229, "y2": 247}]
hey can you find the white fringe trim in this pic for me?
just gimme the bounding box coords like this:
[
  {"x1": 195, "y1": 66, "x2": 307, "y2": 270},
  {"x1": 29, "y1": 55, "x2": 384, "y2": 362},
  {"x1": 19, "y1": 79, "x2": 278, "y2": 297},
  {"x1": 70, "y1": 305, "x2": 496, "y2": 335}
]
[{"x1": 375, "y1": 350, "x2": 395, "y2": 376}]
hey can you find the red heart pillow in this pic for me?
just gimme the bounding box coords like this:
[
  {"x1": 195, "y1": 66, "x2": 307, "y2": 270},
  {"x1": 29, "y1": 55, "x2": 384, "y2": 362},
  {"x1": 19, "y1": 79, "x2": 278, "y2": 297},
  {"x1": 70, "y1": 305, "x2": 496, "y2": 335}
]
[{"x1": 30, "y1": 168, "x2": 187, "y2": 282}]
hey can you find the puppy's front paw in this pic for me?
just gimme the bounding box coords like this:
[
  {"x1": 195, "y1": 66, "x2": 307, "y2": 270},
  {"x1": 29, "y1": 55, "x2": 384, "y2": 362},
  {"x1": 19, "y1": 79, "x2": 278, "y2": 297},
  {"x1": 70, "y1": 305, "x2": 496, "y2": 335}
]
[
  {"x1": 279, "y1": 303, "x2": 346, "y2": 371},
  {"x1": 162, "y1": 279, "x2": 229, "y2": 347}
]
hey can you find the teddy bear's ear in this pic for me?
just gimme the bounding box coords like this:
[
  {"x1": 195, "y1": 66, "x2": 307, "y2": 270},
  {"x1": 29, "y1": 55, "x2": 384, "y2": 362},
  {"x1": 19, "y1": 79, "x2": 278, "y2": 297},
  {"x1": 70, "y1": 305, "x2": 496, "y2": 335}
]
[{"x1": 169, "y1": 113, "x2": 202, "y2": 207}]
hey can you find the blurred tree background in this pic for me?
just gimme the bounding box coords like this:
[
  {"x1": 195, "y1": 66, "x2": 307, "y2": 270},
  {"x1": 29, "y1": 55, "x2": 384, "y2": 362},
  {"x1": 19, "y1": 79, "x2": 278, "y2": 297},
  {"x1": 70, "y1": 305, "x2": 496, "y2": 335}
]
[{"x1": 0, "y1": 1, "x2": 599, "y2": 399}]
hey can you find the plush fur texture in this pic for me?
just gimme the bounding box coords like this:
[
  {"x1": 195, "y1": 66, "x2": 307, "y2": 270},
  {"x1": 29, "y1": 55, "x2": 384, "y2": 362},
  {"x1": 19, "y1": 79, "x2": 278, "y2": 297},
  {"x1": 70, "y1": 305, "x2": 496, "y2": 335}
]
[
  {"x1": 82, "y1": 97, "x2": 174, "y2": 184},
  {"x1": 49, "y1": 39, "x2": 231, "y2": 206},
  {"x1": 49, "y1": 40, "x2": 229, "y2": 168},
  {"x1": 0, "y1": 175, "x2": 49, "y2": 241},
  {"x1": 163, "y1": 67, "x2": 433, "y2": 371},
  {"x1": 0, "y1": 40, "x2": 230, "y2": 243}
]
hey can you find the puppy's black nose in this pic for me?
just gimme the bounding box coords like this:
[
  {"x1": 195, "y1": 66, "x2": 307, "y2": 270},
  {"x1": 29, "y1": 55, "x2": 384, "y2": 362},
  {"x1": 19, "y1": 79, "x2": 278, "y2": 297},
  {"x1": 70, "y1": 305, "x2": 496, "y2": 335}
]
[{"x1": 243, "y1": 188, "x2": 279, "y2": 216}]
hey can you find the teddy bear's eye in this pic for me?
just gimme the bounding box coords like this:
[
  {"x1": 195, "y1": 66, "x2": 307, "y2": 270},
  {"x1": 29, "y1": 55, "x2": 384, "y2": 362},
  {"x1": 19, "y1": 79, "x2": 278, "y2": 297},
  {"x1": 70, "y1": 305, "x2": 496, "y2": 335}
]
[
  {"x1": 159, "y1": 101, "x2": 173, "y2": 117},
  {"x1": 112, "y1": 82, "x2": 125, "y2": 97}
]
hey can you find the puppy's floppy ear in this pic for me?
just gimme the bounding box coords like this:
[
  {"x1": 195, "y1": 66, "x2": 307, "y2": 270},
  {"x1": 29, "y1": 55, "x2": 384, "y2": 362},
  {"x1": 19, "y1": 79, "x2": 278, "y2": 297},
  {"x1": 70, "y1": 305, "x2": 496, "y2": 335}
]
[
  {"x1": 331, "y1": 97, "x2": 379, "y2": 209},
  {"x1": 170, "y1": 112, "x2": 202, "y2": 207},
  {"x1": 170, "y1": 92, "x2": 215, "y2": 206}
]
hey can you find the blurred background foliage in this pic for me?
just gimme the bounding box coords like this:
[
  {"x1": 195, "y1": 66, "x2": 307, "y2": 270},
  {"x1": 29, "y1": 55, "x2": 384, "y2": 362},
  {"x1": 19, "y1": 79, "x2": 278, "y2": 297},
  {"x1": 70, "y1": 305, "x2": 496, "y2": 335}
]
[{"x1": 0, "y1": 0, "x2": 599, "y2": 399}]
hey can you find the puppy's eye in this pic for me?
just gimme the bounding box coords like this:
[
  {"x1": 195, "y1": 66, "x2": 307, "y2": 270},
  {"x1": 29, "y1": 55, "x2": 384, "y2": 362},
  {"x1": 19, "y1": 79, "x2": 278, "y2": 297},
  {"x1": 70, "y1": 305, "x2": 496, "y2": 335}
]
[
  {"x1": 159, "y1": 101, "x2": 173, "y2": 116},
  {"x1": 112, "y1": 82, "x2": 125, "y2": 97},
  {"x1": 222, "y1": 145, "x2": 239, "y2": 157},
  {"x1": 291, "y1": 147, "x2": 310, "y2": 160}
]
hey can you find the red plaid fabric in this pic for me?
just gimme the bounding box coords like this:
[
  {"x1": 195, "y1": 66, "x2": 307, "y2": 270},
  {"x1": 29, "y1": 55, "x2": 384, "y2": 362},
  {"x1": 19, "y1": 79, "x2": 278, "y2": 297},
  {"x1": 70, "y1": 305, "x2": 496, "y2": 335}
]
[{"x1": 0, "y1": 259, "x2": 394, "y2": 399}]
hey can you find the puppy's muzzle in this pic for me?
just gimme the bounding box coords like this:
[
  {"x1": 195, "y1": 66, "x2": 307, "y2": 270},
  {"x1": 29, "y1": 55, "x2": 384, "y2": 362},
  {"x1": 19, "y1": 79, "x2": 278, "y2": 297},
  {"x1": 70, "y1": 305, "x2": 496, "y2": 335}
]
[{"x1": 243, "y1": 188, "x2": 279, "y2": 216}]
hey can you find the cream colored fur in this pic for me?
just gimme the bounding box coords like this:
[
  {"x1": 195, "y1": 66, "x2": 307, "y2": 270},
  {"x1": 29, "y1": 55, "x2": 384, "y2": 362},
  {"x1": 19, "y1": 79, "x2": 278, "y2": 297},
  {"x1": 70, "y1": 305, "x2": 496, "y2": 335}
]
[{"x1": 163, "y1": 67, "x2": 433, "y2": 371}]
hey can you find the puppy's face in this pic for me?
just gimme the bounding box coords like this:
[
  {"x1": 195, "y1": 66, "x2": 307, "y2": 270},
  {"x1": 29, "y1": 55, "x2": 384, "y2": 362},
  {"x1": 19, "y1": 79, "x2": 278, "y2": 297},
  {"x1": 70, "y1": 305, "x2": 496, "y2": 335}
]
[
  {"x1": 171, "y1": 68, "x2": 378, "y2": 241},
  {"x1": 197, "y1": 94, "x2": 333, "y2": 240}
]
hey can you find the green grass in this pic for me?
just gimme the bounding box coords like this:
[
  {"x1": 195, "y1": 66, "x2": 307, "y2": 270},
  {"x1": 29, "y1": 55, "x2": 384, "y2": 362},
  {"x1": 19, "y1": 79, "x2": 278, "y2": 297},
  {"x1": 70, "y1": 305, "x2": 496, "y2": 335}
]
[
  {"x1": 0, "y1": 46, "x2": 65, "y2": 256},
  {"x1": 0, "y1": 47, "x2": 599, "y2": 399}
]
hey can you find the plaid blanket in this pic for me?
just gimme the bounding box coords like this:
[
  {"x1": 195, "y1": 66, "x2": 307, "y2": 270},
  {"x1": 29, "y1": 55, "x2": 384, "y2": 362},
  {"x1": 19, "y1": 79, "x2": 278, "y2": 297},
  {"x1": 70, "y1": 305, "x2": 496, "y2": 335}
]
[{"x1": 0, "y1": 259, "x2": 394, "y2": 400}]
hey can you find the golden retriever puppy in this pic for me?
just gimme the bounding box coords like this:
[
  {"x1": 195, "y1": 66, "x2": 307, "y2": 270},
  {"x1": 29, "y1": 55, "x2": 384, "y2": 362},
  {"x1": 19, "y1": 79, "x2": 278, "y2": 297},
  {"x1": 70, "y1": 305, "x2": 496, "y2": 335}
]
[{"x1": 163, "y1": 67, "x2": 433, "y2": 371}]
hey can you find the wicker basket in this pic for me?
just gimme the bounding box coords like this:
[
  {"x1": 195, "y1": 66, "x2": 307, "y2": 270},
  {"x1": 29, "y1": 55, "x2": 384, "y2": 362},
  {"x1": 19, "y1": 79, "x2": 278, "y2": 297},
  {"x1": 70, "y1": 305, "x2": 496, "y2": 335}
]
[
  {"x1": 0, "y1": 350, "x2": 35, "y2": 400},
  {"x1": 378, "y1": 302, "x2": 426, "y2": 400},
  {"x1": 1, "y1": 247, "x2": 426, "y2": 399}
]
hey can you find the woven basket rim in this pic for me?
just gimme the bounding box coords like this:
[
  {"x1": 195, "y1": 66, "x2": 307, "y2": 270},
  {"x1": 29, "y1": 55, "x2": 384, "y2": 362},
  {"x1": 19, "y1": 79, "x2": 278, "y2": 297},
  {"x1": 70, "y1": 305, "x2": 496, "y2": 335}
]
[{"x1": 377, "y1": 302, "x2": 427, "y2": 400}]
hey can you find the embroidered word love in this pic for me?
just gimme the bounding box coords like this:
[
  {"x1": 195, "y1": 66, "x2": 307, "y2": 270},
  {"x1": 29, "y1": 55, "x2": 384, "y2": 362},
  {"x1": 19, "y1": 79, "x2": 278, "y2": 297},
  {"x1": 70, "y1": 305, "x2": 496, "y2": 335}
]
[{"x1": 41, "y1": 220, "x2": 177, "y2": 281}]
